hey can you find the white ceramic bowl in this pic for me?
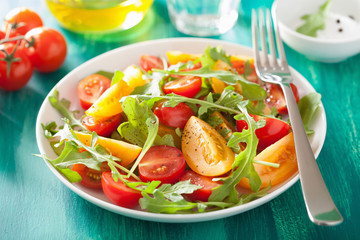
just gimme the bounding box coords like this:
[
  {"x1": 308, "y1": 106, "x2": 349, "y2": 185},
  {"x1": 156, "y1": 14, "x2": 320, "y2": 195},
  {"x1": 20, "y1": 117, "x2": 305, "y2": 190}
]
[
  {"x1": 273, "y1": 0, "x2": 360, "y2": 62},
  {"x1": 36, "y1": 38, "x2": 327, "y2": 222}
]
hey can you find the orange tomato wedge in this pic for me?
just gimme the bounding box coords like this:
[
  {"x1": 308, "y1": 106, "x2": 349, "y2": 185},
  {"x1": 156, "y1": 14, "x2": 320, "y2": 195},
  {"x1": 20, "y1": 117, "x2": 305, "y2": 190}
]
[
  {"x1": 182, "y1": 116, "x2": 235, "y2": 177},
  {"x1": 238, "y1": 132, "x2": 298, "y2": 189},
  {"x1": 74, "y1": 131, "x2": 142, "y2": 167}
]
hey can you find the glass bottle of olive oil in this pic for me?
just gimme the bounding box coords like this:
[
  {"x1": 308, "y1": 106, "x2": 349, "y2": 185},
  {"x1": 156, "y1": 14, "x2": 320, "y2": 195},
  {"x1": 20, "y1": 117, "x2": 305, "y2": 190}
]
[{"x1": 46, "y1": 0, "x2": 153, "y2": 33}]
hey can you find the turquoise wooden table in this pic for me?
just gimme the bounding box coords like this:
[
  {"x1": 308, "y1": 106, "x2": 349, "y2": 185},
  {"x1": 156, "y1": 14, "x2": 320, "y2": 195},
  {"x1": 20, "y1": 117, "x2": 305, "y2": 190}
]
[{"x1": 1, "y1": 0, "x2": 359, "y2": 239}]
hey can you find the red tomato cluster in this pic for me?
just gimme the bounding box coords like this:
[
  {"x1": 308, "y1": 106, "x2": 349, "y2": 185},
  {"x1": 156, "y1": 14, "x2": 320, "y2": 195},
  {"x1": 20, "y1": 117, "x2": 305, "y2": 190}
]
[{"x1": 0, "y1": 7, "x2": 67, "y2": 91}]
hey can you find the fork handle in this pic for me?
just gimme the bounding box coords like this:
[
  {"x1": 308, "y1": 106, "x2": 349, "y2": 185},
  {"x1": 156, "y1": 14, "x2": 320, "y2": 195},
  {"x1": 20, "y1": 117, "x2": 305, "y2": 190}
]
[{"x1": 281, "y1": 83, "x2": 343, "y2": 226}]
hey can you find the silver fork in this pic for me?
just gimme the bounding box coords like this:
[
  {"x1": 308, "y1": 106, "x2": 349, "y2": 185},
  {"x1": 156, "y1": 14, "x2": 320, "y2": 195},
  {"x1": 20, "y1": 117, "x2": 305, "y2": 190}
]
[{"x1": 252, "y1": 8, "x2": 343, "y2": 226}]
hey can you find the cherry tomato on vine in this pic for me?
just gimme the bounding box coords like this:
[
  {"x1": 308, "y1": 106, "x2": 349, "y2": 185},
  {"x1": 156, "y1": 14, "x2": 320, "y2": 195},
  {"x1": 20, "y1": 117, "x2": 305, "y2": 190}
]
[
  {"x1": 0, "y1": 30, "x2": 21, "y2": 44},
  {"x1": 72, "y1": 162, "x2": 111, "y2": 189},
  {"x1": 77, "y1": 74, "x2": 112, "y2": 110},
  {"x1": 139, "y1": 55, "x2": 164, "y2": 72},
  {"x1": 101, "y1": 171, "x2": 142, "y2": 208},
  {"x1": 236, "y1": 114, "x2": 291, "y2": 152},
  {"x1": 0, "y1": 43, "x2": 33, "y2": 91},
  {"x1": 179, "y1": 170, "x2": 221, "y2": 202},
  {"x1": 138, "y1": 145, "x2": 186, "y2": 184},
  {"x1": 264, "y1": 83, "x2": 299, "y2": 114},
  {"x1": 20, "y1": 27, "x2": 67, "y2": 73},
  {"x1": 4, "y1": 7, "x2": 43, "y2": 35},
  {"x1": 154, "y1": 102, "x2": 195, "y2": 129},
  {"x1": 82, "y1": 114, "x2": 122, "y2": 137},
  {"x1": 163, "y1": 75, "x2": 202, "y2": 98}
]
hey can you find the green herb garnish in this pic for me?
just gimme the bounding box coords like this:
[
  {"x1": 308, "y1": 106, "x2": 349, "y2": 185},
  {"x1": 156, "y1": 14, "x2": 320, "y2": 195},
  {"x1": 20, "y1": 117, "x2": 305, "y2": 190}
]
[{"x1": 296, "y1": 0, "x2": 331, "y2": 37}]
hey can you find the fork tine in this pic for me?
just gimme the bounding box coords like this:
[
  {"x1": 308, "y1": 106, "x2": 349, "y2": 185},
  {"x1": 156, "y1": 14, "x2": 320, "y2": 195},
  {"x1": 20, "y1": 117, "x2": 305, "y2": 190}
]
[
  {"x1": 258, "y1": 9, "x2": 270, "y2": 69},
  {"x1": 251, "y1": 9, "x2": 261, "y2": 69},
  {"x1": 271, "y1": 8, "x2": 288, "y2": 68},
  {"x1": 265, "y1": 9, "x2": 278, "y2": 67}
]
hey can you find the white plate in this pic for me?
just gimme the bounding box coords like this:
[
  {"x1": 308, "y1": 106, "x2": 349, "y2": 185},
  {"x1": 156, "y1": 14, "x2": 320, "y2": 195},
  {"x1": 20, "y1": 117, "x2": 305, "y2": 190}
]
[{"x1": 36, "y1": 38, "x2": 327, "y2": 223}]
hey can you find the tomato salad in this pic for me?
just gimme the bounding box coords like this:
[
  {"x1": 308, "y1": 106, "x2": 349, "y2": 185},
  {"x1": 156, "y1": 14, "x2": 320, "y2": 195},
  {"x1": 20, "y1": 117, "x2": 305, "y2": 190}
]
[{"x1": 40, "y1": 47, "x2": 321, "y2": 213}]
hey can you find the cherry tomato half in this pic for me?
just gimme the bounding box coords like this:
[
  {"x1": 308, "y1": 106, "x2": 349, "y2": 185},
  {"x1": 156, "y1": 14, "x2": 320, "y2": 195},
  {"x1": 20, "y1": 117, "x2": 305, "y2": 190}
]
[
  {"x1": 180, "y1": 170, "x2": 221, "y2": 202},
  {"x1": 77, "y1": 74, "x2": 111, "y2": 110},
  {"x1": 236, "y1": 114, "x2": 291, "y2": 152},
  {"x1": 163, "y1": 75, "x2": 202, "y2": 98},
  {"x1": 4, "y1": 7, "x2": 43, "y2": 35},
  {"x1": 101, "y1": 171, "x2": 142, "y2": 208},
  {"x1": 138, "y1": 145, "x2": 186, "y2": 184},
  {"x1": 82, "y1": 114, "x2": 122, "y2": 137},
  {"x1": 264, "y1": 83, "x2": 299, "y2": 115},
  {"x1": 154, "y1": 102, "x2": 195, "y2": 129},
  {"x1": 139, "y1": 55, "x2": 164, "y2": 72},
  {"x1": 21, "y1": 27, "x2": 67, "y2": 72},
  {"x1": 72, "y1": 162, "x2": 110, "y2": 189},
  {"x1": 0, "y1": 43, "x2": 33, "y2": 91}
]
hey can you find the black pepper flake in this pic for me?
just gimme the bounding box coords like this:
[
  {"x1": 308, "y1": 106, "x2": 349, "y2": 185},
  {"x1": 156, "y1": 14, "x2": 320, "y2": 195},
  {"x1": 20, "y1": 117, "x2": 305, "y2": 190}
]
[
  {"x1": 349, "y1": 15, "x2": 355, "y2": 20},
  {"x1": 336, "y1": 19, "x2": 340, "y2": 23},
  {"x1": 339, "y1": 28, "x2": 343, "y2": 32}
]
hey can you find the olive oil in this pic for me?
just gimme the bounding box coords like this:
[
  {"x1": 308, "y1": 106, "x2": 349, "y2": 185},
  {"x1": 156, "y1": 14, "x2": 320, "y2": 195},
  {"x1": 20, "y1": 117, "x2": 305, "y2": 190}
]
[{"x1": 46, "y1": 0, "x2": 153, "y2": 33}]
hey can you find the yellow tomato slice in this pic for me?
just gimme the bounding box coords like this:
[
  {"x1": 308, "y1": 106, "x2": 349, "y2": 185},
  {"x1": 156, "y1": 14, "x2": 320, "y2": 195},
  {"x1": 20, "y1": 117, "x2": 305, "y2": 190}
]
[
  {"x1": 122, "y1": 65, "x2": 148, "y2": 93},
  {"x1": 211, "y1": 60, "x2": 230, "y2": 93},
  {"x1": 74, "y1": 131, "x2": 142, "y2": 167},
  {"x1": 238, "y1": 132, "x2": 298, "y2": 189},
  {"x1": 182, "y1": 116, "x2": 235, "y2": 177},
  {"x1": 85, "y1": 66, "x2": 147, "y2": 118},
  {"x1": 166, "y1": 51, "x2": 201, "y2": 65},
  {"x1": 85, "y1": 79, "x2": 130, "y2": 118}
]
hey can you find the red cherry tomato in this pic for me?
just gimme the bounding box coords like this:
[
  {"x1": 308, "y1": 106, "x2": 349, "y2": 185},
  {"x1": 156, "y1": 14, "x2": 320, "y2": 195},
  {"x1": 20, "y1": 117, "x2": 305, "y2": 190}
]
[
  {"x1": 101, "y1": 171, "x2": 142, "y2": 208},
  {"x1": 72, "y1": 162, "x2": 111, "y2": 189},
  {"x1": 179, "y1": 170, "x2": 221, "y2": 202},
  {"x1": 163, "y1": 75, "x2": 202, "y2": 98},
  {"x1": 231, "y1": 59, "x2": 259, "y2": 83},
  {"x1": 0, "y1": 30, "x2": 21, "y2": 44},
  {"x1": 138, "y1": 145, "x2": 186, "y2": 184},
  {"x1": 264, "y1": 83, "x2": 299, "y2": 114},
  {"x1": 77, "y1": 74, "x2": 111, "y2": 110},
  {"x1": 82, "y1": 114, "x2": 122, "y2": 137},
  {"x1": 21, "y1": 27, "x2": 67, "y2": 72},
  {"x1": 4, "y1": 7, "x2": 43, "y2": 35},
  {"x1": 139, "y1": 55, "x2": 164, "y2": 72},
  {"x1": 154, "y1": 102, "x2": 195, "y2": 129},
  {"x1": 236, "y1": 115, "x2": 291, "y2": 152},
  {"x1": 0, "y1": 43, "x2": 33, "y2": 91}
]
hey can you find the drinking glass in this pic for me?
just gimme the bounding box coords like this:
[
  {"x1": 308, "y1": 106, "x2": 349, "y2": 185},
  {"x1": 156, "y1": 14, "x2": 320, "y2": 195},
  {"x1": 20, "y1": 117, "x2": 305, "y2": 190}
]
[{"x1": 166, "y1": 0, "x2": 240, "y2": 36}]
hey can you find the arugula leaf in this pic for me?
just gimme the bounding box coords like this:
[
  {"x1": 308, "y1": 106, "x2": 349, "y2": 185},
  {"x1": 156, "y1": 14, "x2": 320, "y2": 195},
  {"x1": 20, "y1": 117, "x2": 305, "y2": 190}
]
[
  {"x1": 37, "y1": 121, "x2": 140, "y2": 182},
  {"x1": 296, "y1": 0, "x2": 331, "y2": 37},
  {"x1": 200, "y1": 46, "x2": 232, "y2": 69},
  {"x1": 41, "y1": 121, "x2": 58, "y2": 138},
  {"x1": 298, "y1": 92, "x2": 322, "y2": 135},
  {"x1": 48, "y1": 89, "x2": 88, "y2": 132},
  {"x1": 237, "y1": 184, "x2": 271, "y2": 205},
  {"x1": 118, "y1": 97, "x2": 159, "y2": 177},
  {"x1": 153, "y1": 66, "x2": 267, "y2": 101},
  {"x1": 130, "y1": 72, "x2": 165, "y2": 96},
  {"x1": 110, "y1": 70, "x2": 125, "y2": 86},
  {"x1": 243, "y1": 60, "x2": 253, "y2": 79},
  {"x1": 209, "y1": 105, "x2": 263, "y2": 202},
  {"x1": 139, "y1": 181, "x2": 232, "y2": 213},
  {"x1": 95, "y1": 70, "x2": 114, "y2": 80}
]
